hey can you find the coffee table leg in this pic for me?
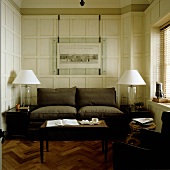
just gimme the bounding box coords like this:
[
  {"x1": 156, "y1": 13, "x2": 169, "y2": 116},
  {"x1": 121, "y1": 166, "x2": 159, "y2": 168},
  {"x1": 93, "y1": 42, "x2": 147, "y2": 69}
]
[{"x1": 40, "y1": 129, "x2": 44, "y2": 163}]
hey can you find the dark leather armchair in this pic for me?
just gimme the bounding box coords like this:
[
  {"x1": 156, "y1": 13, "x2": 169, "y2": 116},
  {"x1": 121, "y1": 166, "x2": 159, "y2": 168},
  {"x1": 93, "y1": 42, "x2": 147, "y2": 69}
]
[{"x1": 112, "y1": 111, "x2": 170, "y2": 170}]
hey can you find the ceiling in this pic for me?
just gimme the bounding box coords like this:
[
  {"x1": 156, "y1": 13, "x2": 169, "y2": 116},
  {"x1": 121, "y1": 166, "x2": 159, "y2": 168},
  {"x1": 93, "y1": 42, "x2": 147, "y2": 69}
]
[{"x1": 13, "y1": 0, "x2": 154, "y2": 9}]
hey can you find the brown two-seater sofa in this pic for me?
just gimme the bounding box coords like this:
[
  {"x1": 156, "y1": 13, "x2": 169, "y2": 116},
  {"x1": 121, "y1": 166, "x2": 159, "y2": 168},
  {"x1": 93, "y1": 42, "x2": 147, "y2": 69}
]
[{"x1": 28, "y1": 87, "x2": 128, "y2": 140}]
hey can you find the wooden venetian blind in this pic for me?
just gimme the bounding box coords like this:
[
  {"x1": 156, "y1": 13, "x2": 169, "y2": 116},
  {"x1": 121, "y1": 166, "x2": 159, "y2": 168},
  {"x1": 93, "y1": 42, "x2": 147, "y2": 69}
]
[{"x1": 160, "y1": 24, "x2": 170, "y2": 98}]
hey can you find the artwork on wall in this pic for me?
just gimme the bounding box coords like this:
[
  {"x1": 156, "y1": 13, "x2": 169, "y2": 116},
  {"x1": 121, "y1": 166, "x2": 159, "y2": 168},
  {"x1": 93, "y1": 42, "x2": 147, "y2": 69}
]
[{"x1": 57, "y1": 43, "x2": 101, "y2": 69}]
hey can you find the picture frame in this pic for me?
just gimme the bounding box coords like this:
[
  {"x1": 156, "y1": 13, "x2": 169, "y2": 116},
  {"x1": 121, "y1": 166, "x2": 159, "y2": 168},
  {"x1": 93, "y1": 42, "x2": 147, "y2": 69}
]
[{"x1": 57, "y1": 43, "x2": 101, "y2": 69}]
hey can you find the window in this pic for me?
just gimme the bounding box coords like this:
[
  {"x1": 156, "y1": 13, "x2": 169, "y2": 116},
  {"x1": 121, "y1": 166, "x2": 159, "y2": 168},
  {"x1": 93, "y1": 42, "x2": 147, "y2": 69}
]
[{"x1": 158, "y1": 24, "x2": 170, "y2": 98}]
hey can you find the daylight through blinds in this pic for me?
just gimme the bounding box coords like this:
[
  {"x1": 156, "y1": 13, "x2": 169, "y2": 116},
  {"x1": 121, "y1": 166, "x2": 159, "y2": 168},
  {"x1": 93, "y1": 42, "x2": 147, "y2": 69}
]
[{"x1": 160, "y1": 24, "x2": 170, "y2": 97}]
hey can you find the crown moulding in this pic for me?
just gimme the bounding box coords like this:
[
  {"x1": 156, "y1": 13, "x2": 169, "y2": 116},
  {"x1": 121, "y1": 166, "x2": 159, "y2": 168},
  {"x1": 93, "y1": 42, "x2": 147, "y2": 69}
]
[
  {"x1": 13, "y1": 0, "x2": 153, "y2": 9},
  {"x1": 20, "y1": 4, "x2": 150, "y2": 15}
]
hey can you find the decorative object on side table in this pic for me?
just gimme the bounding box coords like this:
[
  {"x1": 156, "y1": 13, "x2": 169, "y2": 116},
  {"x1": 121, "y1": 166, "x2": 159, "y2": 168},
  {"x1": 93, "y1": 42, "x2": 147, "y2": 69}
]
[
  {"x1": 134, "y1": 102, "x2": 144, "y2": 110},
  {"x1": 15, "y1": 103, "x2": 20, "y2": 110}
]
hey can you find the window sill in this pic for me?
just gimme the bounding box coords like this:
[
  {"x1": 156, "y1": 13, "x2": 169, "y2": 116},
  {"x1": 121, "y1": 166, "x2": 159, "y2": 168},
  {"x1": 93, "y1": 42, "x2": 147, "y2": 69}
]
[
  {"x1": 147, "y1": 100, "x2": 170, "y2": 132},
  {"x1": 148, "y1": 100, "x2": 170, "y2": 111}
]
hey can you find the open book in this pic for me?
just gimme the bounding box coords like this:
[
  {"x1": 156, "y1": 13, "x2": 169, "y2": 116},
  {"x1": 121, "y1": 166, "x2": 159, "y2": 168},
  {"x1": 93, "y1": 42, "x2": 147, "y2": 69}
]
[
  {"x1": 46, "y1": 119, "x2": 79, "y2": 127},
  {"x1": 132, "y1": 118, "x2": 153, "y2": 125}
]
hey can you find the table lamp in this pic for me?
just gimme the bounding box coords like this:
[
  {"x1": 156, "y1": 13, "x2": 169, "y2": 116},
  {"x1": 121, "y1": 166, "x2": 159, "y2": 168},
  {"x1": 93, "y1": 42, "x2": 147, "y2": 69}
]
[
  {"x1": 12, "y1": 70, "x2": 41, "y2": 107},
  {"x1": 117, "y1": 70, "x2": 146, "y2": 106}
]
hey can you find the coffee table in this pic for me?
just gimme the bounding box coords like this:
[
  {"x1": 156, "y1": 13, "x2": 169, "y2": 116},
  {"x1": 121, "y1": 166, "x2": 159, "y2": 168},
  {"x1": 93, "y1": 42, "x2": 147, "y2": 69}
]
[{"x1": 39, "y1": 120, "x2": 109, "y2": 163}]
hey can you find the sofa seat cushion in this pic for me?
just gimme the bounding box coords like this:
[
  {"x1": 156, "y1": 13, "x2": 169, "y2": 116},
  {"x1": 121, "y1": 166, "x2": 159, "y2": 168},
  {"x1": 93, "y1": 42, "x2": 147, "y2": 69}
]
[
  {"x1": 78, "y1": 106, "x2": 124, "y2": 119},
  {"x1": 30, "y1": 106, "x2": 77, "y2": 120}
]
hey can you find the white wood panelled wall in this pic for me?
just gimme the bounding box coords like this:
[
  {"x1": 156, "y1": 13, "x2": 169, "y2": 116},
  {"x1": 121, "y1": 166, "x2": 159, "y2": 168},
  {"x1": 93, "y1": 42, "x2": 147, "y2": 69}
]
[
  {"x1": 1, "y1": 0, "x2": 21, "y2": 129},
  {"x1": 21, "y1": 15, "x2": 121, "y2": 105},
  {"x1": 144, "y1": 0, "x2": 170, "y2": 102},
  {"x1": 120, "y1": 12, "x2": 145, "y2": 105},
  {"x1": 144, "y1": 0, "x2": 170, "y2": 132}
]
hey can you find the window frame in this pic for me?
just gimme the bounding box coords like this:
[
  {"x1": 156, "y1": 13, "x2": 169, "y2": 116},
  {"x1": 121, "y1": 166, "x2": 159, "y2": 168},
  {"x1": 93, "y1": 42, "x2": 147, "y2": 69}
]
[{"x1": 158, "y1": 24, "x2": 170, "y2": 98}]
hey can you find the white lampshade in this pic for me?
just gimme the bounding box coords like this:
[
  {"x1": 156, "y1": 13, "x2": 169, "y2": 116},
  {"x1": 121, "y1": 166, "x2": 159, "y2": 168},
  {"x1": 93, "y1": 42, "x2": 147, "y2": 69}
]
[
  {"x1": 117, "y1": 70, "x2": 146, "y2": 85},
  {"x1": 12, "y1": 70, "x2": 41, "y2": 85}
]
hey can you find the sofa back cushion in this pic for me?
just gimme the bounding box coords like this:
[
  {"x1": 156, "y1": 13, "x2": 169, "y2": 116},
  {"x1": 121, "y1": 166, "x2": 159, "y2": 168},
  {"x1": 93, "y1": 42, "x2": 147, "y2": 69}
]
[
  {"x1": 37, "y1": 87, "x2": 76, "y2": 106},
  {"x1": 76, "y1": 88, "x2": 116, "y2": 108}
]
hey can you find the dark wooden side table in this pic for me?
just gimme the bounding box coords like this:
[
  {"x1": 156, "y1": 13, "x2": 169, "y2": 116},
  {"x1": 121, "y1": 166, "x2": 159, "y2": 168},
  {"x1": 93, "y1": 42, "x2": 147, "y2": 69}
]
[
  {"x1": 120, "y1": 105, "x2": 152, "y2": 120},
  {"x1": 6, "y1": 105, "x2": 36, "y2": 138}
]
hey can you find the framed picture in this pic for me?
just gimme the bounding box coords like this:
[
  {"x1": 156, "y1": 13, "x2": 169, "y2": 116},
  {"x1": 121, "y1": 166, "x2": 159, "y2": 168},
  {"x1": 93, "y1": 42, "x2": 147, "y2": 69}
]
[{"x1": 57, "y1": 43, "x2": 101, "y2": 69}]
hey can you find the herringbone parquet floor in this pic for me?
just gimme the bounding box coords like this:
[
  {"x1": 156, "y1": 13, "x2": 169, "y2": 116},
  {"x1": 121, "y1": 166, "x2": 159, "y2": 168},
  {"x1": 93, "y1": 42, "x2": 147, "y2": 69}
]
[{"x1": 2, "y1": 139, "x2": 114, "y2": 170}]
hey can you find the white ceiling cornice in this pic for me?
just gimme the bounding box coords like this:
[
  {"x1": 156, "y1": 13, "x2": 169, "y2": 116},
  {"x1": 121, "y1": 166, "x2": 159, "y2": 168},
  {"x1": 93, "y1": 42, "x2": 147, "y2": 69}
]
[
  {"x1": 20, "y1": 0, "x2": 120, "y2": 8},
  {"x1": 12, "y1": 0, "x2": 153, "y2": 9},
  {"x1": 13, "y1": 0, "x2": 23, "y2": 8}
]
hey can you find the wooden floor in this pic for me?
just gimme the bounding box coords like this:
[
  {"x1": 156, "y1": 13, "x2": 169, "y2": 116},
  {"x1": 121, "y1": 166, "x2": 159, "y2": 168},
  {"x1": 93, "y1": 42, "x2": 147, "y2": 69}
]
[{"x1": 2, "y1": 139, "x2": 114, "y2": 170}]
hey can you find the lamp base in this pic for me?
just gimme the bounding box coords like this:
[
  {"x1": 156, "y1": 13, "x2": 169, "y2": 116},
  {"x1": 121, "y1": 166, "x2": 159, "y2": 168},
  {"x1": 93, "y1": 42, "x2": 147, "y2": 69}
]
[
  {"x1": 128, "y1": 86, "x2": 136, "y2": 105},
  {"x1": 21, "y1": 85, "x2": 31, "y2": 107}
]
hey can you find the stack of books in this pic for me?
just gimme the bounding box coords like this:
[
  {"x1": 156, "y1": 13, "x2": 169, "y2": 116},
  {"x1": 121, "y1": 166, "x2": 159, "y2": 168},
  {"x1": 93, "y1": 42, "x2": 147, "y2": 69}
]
[{"x1": 132, "y1": 118, "x2": 154, "y2": 126}]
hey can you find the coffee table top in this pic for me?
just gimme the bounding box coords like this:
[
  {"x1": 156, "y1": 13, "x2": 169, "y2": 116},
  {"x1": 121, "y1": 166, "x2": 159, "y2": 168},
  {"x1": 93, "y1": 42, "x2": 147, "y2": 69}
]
[
  {"x1": 40, "y1": 120, "x2": 108, "y2": 129},
  {"x1": 39, "y1": 120, "x2": 109, "y2": 141}
]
